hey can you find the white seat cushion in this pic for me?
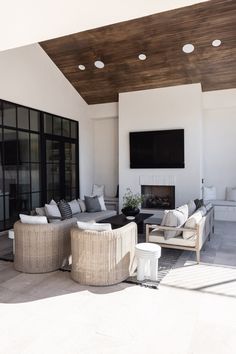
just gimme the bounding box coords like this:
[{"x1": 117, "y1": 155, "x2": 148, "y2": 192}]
[
  {"x1": 203, "y1": 186, "x2": 216, "y2": 201},
  {"x1": 183, "y1": 210, "x2": 202, "y2": 240},
  {"x1": 149, "y1": 229, "x2": 196, "y2": 247},
  {"x1": 77, "y1": 221, "x2": 111, "y2": 232},
  {"x1": 20, "y1": 214, "x2": 48, "y2": 224},
  {"x1": 226, "y1": 187, "x2": 236, "y2": 202}
]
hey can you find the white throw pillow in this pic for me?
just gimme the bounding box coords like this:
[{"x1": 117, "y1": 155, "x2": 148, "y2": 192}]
[
  {"x1": 97, "y1": 195, "x2": 106, "y2": 211},
  {"x1": 49, "y1": 199, "x2": 57, "y2": 205},
  {"x1": 164, "y1": 204, "x2": 188, "y2": 239},
  {"x1": 68, "y1": 199, "x2": 81, "y2": 214},
  {"x1": 203, "y1": 186, "x2": 216, "y2": 201},
  {"x1": 198, "y1": 206, "x2": 207, "y2": 216},
  {"x1": 77, "y1": 221, "x2": 111, "y2": 232},
  {"x1": 187, "y1": 200, "x2": 196, "y2": 217},
  {"x1": 183, "y1": 210, "x2": 202, "y2": 239},
  {"x1": 20, "y1": 214, "x2": 48, "y2": 224},
  {"x1": 226, "y1": 187, "x2": 236, "y2": 202},
  {"x1": 77, "y1": 199, "x2": 86, "y2": 212},
  {"x1": 35, "y1": 207, "x2": 46, "y2": 216},
  {"x1": 45, "y1": 204, "x2": 61, "y2": 219},
  {"x1": 92, "y1": 184, "x2": 104, "y2": 197},
  {"x1": 205, "y1": 203, "x2": 212, "y2": 212},
  {"x1": 161, "y1": 210, "x2": 169, "y2": 226}
]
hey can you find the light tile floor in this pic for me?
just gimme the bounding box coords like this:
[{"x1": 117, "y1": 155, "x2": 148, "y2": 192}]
[{"x1": 0, "y1": 221, "x2": 236, "y2": 354}]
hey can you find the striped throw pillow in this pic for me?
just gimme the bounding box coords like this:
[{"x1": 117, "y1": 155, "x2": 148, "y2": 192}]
[{"x1": 58, "y1": 200, "x2": 72, "y2": 220}]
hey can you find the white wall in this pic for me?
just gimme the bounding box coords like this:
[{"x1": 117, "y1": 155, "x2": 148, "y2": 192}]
[
  {"x1": 89, "y1": 103, "x2": 118, "y2": 197},
  {"x1": 93, "y1": 118, "x2": 118, "y2": 197},
  {"x1": 119, "y1": 84, "x2": 203, "y2": 209},
  {"x1": 203, "y1": 89, "x2": 236, "y2": 199},
  {"x1": 0, "y1": 43, "x2": 93, "y2": 198}
]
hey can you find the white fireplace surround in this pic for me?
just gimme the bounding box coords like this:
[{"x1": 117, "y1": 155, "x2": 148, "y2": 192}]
[
  {"x1": 139, "y1": 175, "x2": 176, "y2": 186},
  {"x1": 119, "y1": 84, "x2": 203, "y2": 210}
]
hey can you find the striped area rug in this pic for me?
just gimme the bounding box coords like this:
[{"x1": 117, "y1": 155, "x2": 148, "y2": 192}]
[{"x1": 123, "y1": 248, "x2": 182, "y2": 289}]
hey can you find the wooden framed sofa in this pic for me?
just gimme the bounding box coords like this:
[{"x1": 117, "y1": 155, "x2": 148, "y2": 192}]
[{"x1": 146, "y1": 206, "x2": 214, "y2": 263}]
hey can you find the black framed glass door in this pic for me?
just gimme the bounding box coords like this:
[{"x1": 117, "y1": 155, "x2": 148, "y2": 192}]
[
  {"x1": 44, "y1": 137, "x2": 78, "y2": 202},
  {"x1": 0, "y1": 98, "x2": 79, "y2": 231}
]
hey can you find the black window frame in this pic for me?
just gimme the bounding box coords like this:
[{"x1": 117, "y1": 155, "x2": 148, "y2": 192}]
[{"x1": 0, "y1": 98, "x2": 79, "y2": 231}]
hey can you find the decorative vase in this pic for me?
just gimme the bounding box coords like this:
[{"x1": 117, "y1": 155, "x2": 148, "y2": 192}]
[{"x1": 121, "y1": 207, "x2": 140, "y2": 217}]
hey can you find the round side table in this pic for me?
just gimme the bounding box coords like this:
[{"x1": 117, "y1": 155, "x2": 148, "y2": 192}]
[{"x1": 135, "y1": 243, "x2": 161, "y2": 281}]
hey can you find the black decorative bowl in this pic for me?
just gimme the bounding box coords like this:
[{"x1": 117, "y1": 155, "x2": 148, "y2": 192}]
[{"x1": 121, "y1": 207, "x2": 140, "y2": 217}]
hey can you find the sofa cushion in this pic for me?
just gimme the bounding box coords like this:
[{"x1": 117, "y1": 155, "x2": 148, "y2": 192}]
[
  {"x1": 92, "y1": 184, "x2": 105, "y2": 196},
  {"x1": 68, "y1": 199, "x2": 81, "y2": 214},
  {"x1": 20, "y1": 214, "x2": 48, "y2": 224},
  {"x1": 183, "y1": 210, "x2": 203, "y2": 239},
  {"x1": 198, "y1": 206, "x2": 207, "y2": 216},
  {"x1": 194, "y1": 198, "x2": 204, "y2": 209},
  {"x1": 74, "y1": 210, "x2": 116, "y2": 222},
  {"x1": 77, "y1": 199, "x2": 86, "y2": 212},
  {"x1": 210, "y1": 200, "x2": 236, "y2": 207},
  {"x1": 84, "y1": 196, "x2": 101, "y2": 212},
  {"x1": 35, "y1": 207, "x2": 46, "y2": 216},
  {"x1": 226, "y1": 187, "x2": 236, "y2": 202},
  {"x1": 58, "y1": 200, "x2": 72, "y2": 220},
  {"x1": 98, "y1": 195, "x2": 106, "y2": 211},
  {"x1": 163, "y1": 204, "x2": 188, "y2": 240},
  {"x1": 203, "y1": 186, "x2": 216, "y2": 201},
  {"x1": 187, "y1": 200, "x2": 196, "y2": 216},
  {"x1": 45, "y1": 203, "x2": 61, "y2": 219},
  {"x1": 77, "y1": 221, "x2": 111, "y2": 232},
  {"x1": 149, "y1": 230, "x2": 196, "y2": 247}
]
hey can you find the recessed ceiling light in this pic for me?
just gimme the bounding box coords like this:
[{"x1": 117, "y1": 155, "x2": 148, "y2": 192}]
[
  {"x1": 182, "y1": 44, "x2": 195, "y2": 54},
  {"x1": 94, "y1": 60, "x2": 105, "y2": 69},
  {"x1": 78, "y1": 64, "x2": 85, "y2": 71},
  {"x1": 138, "y1": 53, "x2": 147, "y2": 60},
  {"x1": 212, "y1": 39, "x2": 222, "y2": 47}
]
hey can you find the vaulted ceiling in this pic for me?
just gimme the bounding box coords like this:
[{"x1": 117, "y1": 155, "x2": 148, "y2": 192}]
[{"x1": 40, "y1": 0, "x2": 236, "y2": 105}]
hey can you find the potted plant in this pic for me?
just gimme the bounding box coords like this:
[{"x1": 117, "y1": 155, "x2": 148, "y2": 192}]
[{"x1": 121, "y1": 188, "x2": 143, "y2": 218}]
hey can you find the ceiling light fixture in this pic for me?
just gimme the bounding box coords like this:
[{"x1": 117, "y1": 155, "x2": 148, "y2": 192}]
[
  {"x1": 78, "y1": 64, "x2": 86, "y2": 71},
  {"x1": 94, "y1": 60, "x2": 105, "y2": 69},
  {"x1": 212, "y1": 39, "x2": 222, "y2": 47},
  {"x1": 138, "y1": 53, "x2": 147, "y2": 60},
  {"x1": 182, "y1": 44, "x2": 195, "y2": 54}
]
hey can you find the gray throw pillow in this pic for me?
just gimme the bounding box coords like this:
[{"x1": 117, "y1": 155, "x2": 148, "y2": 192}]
[{"x1": 84, "y1": 196, "x2": 101, "y2": 212}]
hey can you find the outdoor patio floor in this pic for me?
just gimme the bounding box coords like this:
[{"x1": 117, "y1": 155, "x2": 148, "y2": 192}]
[{"x1": 0, "y1": 221, "x2": 236, "y2": 354}]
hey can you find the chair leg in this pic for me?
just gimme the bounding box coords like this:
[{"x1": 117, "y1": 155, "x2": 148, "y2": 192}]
[{"x1": 196, "y1": 250, "x2": 200, "y2": 263}]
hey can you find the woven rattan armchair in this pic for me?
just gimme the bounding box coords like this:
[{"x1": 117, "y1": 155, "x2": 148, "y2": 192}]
[
  {"x1": 70, "y1": 222, "x2": 137, "y2": 286},
  {"x1": 14, "y1": 218, "x2": 77, "y2": 273}
]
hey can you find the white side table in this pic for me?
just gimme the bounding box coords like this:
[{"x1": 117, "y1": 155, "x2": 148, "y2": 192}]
[
  {"x1": 8, "y1": 229, "x2": 15, "y2": 254},
  {"x1": 135, "y1": 243, "x2": 161, "y2": 281}
]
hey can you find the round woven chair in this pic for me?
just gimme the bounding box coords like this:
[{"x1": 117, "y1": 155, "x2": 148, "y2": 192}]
[
  {"x1": 14, "y1": 218, "x2": 77, "y2": 273},
  {"x1": 70, "y1": 222, "x2": 137, "y2": 286}
]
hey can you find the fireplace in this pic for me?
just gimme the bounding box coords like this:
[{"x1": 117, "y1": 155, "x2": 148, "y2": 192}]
[{"x1": 141, "y1": 185, "x2": 175, "y2": 210}]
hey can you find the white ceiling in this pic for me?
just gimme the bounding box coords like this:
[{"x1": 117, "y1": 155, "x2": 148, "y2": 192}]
[{"x1": 0, "y1": 0, "x2": 208, "y2": 52}]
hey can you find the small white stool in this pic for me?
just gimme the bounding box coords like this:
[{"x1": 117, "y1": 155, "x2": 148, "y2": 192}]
[
  {"x1": 135, "y1": 243, "x2": 161, "y2": 281},
  {"x1": 8, "y1": 229, "x2": 15, "y2": 254}
]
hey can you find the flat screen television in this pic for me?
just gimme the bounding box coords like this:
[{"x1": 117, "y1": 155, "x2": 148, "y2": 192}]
[{"x1": 129, "y1": 129, "x2": 185, "y2": 168}]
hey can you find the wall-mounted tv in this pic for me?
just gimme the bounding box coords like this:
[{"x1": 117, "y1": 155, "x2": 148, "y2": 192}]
[{"x1": 129, "y1": 129, "x2": 185, "y2": 168}]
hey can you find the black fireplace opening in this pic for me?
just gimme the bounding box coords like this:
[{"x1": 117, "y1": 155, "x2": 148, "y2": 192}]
[{"x1": 141, "y1": 185, "x2": 175, "y2": 210}]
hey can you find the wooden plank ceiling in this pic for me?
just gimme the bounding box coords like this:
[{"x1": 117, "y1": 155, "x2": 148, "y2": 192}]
[{"x1": 40, "y1": 0, "x2": 236, "y2": 104}]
